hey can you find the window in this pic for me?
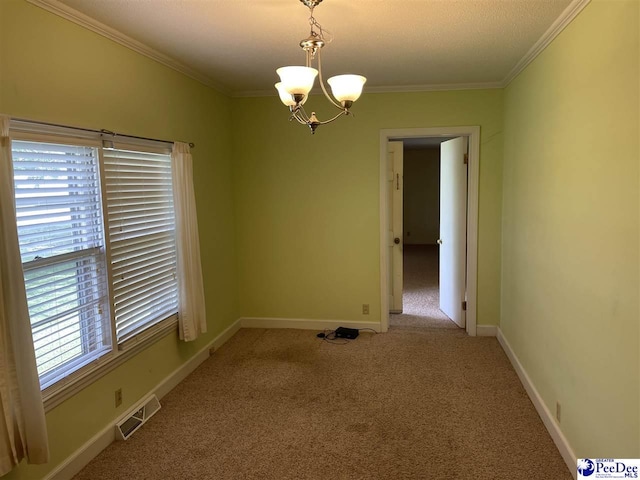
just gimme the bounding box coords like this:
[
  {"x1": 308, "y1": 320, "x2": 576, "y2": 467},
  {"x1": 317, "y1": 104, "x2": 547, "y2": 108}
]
[
  {"x1": 103, "y1": 147, "x2": 178, "y2": 343},
  {"x1": 11, "y1": 136, "x2": 178, "y2": 393}
]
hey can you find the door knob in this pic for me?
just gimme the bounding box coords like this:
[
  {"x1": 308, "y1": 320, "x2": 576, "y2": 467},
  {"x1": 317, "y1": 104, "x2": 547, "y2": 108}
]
[
  {"x1": 437, "y1": 239, "x2": 443, "y2": 245},
  {"x1": 394, "y1": 237, "x2": 400, "y2": 244}
]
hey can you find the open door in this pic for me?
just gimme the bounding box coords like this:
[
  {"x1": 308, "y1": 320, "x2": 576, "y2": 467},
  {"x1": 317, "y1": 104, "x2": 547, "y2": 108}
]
[
  {"x1": 387, "y1": 141, "x2": 403, "y2": 313},
  {"x1": 439, "y1": 137, "x2": 468, "y2": 328}
]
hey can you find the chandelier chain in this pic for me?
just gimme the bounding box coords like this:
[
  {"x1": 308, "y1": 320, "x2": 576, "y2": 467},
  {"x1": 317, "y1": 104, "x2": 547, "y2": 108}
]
[{"x1": 308, "y1": 11, "x2": 332, "y2": 43}]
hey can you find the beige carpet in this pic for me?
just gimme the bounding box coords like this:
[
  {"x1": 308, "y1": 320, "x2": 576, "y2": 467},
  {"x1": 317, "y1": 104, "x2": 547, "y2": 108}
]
[
  {"x1": 73, "y1": 287, "x2": 572, "y2": 480},
  {"x1": 391, "y1": 244, "x2": 458, "y2": 330}
]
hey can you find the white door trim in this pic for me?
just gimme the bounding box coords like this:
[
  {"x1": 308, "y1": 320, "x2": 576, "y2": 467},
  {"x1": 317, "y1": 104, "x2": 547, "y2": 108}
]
[{"x1": 379, "y1": 126, "x2": 480, "y2": 336}]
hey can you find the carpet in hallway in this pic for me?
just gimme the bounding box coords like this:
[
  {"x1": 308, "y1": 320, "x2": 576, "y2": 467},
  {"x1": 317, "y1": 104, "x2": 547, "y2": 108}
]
[{"x1": 391, "y1": 244, "x2": 458, "y2": 330}]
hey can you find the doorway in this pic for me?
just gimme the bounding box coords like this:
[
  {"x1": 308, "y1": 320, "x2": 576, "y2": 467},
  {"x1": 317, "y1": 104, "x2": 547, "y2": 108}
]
[
  {"x1": 379, "y1": 127, "x2": 480, "y2": 336},
  {"x1": 392, "y1": 138, "x2": 458, "y2": 329}
]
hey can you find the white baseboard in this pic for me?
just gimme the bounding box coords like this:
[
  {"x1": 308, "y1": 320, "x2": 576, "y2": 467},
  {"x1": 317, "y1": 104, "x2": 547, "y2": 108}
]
[
  {"x1": 476, "y1": 325, "x2": 498, "y2": 337},
  {"x1": 240, "y1": 316, "x2": 381, "y2": 332},
  {"x1": 155, "y1": 317, "x2": 241, "y2": 400},
  {"x1": 496, "y1": 328, "x2": 577, "y2": 479},
  {"x1": 44, "y1": 317, "x2": 243, "y2": 480},
  {"x1": 153, "y1": 344, "x2": 210, "y2": 401},
  {"x1": 43, "y1": 421, "x2": 116, "y2": 480},
  {"x1": 210, "y1": 317, "x2": 243, "y2": 351}
]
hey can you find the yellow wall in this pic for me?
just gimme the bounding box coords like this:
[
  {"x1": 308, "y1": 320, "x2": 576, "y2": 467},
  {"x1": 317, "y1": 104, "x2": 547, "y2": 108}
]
[
  {"x1": 6, "y1": 0, "x2": 633, "y2": 475},
  {"x1": 501, "y1": 0, "x2": 639, "y2": 457},
  {"x1": 0, "y1": 1, "x2": 238, "y2": 478},
  {"x1": 231, "y1": 89, "x2": 504, "y2": 327}
]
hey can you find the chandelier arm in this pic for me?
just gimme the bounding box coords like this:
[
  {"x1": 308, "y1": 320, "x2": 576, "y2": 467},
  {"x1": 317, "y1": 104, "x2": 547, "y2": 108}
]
[
  {"x1": 289, "y1": 105, "x2": 316, "y2": 125},
  {"x1": 290, "y1": 113, "x2": 308, "y2": 125},
  {"x1": 316, "y1": 50, "x2": 344, "y2": 110},
  {"x1": 312, "y1": 109, "x2": 348, "y2": 126},
  {"x1": 294, "y1": 106, "x2": 311, "y2": 123}
]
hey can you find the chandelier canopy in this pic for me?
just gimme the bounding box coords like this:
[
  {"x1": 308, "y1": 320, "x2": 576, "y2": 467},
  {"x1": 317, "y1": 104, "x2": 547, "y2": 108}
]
[{"x1": 275, "y1": 0, "x2": 367, "y2": 134}]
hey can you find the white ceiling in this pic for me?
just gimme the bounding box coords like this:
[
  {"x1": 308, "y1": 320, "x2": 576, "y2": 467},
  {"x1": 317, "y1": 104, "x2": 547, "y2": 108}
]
[{"x1": 49, "y1": 0, "x2": 576, "y2": 96}]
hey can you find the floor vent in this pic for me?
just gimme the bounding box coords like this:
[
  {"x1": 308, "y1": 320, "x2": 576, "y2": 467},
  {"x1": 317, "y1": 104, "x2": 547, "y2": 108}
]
[{"x1": 115, "y1": 394, "x2": 161, "y2": 441}]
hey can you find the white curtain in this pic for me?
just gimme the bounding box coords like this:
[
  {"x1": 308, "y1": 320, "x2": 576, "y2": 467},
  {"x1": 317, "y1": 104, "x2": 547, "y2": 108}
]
[
  {"x1": 171, "y1": 142, "x2": 207, "y2": 341},
  {"x1": 0, "y1": 115, "x2": 49, "y2": 475}
]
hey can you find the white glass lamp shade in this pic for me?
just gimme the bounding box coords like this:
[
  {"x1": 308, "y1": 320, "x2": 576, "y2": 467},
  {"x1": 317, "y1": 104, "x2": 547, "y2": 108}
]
[
  {"x1": 275, "y1": 82, "x2": 296, "y2": 107},
  {"x1": 327, "y1": 74, "x2": 367, "y2": 103},
  {"x1": 276, "y1": 66, "x2": 318, "y2": 96}
]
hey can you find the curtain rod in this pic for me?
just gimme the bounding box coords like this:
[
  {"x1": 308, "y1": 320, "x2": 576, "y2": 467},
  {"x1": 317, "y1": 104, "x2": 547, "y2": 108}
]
[{"x1": 12, "y1": 117, "x2": 195, "y2": 149}]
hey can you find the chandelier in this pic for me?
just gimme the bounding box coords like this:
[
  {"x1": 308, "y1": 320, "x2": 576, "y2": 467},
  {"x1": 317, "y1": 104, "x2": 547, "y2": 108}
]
[{"x1": 275, "y1": 0, "x2": 367, "y2": 134}]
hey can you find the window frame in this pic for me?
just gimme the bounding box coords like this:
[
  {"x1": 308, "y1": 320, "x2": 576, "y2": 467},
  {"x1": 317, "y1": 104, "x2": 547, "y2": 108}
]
[
  {"x1": 10, "y1": 129, "x2": 179, "y2": 411},
  {"x1": 22, "y1": 246, "x2": 112, "y2": 390}
]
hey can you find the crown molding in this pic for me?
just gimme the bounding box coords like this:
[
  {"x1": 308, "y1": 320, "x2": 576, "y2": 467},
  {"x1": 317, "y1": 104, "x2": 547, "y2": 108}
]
[
  {"x1": 27, "y1": 0, "x2": 591, "y2": 98},
  {"x1": 231, "y1": 0, "x2": 592, "y2": 99},
  {"x1": 363, "y1": 82, "x2": 504, "y2": 94},
  {"x1": 26, "y1": 0, "x2": 230, "y2": 95},
  {"x1": 501, "y1": 0, "x2": 591, "y2": 86}
]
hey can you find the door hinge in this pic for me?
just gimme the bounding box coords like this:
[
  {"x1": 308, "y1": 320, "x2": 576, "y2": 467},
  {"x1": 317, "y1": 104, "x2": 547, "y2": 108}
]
[
  {"x1": 462, "y1": 301, "x2": 467, "y2": 311},
  {"x1": 396, "y1": 173, "x2": 400, "y2": 190},
  {"x1": 463, "y1": 153, "x2": 468, "y2": 165}
]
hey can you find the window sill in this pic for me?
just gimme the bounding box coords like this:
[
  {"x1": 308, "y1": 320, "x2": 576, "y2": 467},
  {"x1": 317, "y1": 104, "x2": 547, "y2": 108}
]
[{"x1": 42, "y1": 317, "x2": 178, "y2": 412}]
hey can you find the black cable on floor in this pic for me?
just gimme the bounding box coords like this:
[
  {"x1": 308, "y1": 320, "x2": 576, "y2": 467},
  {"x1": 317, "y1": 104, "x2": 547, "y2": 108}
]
[{"x1": 315, "y1": 327, "x2": 378, "y2": 345}]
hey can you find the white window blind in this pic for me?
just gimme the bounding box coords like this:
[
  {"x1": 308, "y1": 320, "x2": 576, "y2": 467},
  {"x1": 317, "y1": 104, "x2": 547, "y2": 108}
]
[
  {"x1": 12, "y1": 140, "x2": 111, "y2": 389},
  {"x1": 103, "y1": 147, "x2": 178, "y2": 344}
]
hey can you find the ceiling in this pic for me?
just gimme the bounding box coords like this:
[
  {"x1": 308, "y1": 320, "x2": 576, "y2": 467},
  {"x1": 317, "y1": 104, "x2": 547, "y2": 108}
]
[{"x1": 48, "y1": 0, "x2": 576, "y2": 96}]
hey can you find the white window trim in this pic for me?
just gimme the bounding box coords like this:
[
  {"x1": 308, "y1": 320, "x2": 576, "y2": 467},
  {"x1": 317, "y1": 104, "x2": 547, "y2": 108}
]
[{"x1": 9, "y1": 126, "x2": 180, "y2": 412}]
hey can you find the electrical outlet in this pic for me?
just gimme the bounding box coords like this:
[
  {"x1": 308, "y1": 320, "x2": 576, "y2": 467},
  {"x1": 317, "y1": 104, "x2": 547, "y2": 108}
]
[
  {"x1": 556, "y1": 401, "x2": 561, "y2": 423},
  {"x1": 362, "y1": 304, "x2": 369, "y2": 315},
  {"x1": 115, "y1": 388, "x2": 123, "y2": 408}
]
